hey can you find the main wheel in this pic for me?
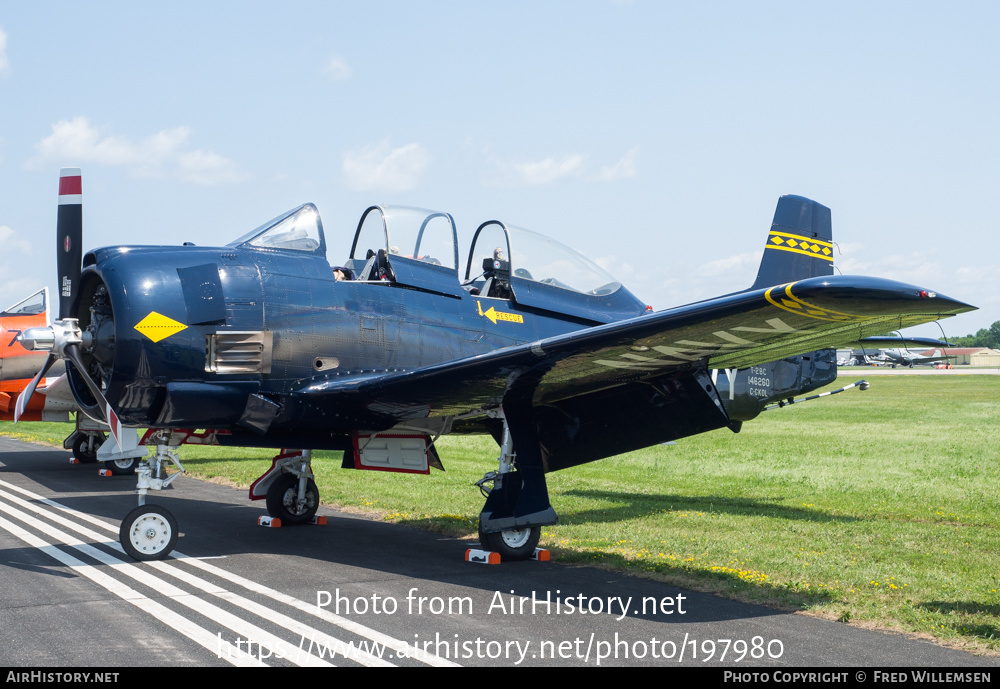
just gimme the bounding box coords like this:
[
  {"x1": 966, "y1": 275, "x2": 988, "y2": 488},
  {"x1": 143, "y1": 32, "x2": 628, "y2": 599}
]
[
  {"x1": 104, "y1": 456, "x2": 139, "y2": 476},
  {"x1": 72, "y1": 432, "x2": 105, "y2": 464},
  {"x1": 478, "y1": 523, "x2": 541, "y2": 561},
  {"x1": 120, "y1": 504, "x2": 178, "y2": 561},
  {"x1": 265, "y1": 473, "x2": 319, "y2": 525}
]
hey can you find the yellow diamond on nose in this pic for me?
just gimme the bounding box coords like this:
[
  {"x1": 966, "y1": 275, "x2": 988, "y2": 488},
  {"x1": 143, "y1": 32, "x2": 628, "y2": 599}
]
[{"x1": 134, "y1": 312, "x2": 188, "y2": 343}]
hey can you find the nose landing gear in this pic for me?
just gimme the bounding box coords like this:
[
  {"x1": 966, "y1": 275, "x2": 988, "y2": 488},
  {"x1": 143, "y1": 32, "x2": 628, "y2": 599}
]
[{"x1": 117, "y1": 434, "x2": 185, "y2": 561}]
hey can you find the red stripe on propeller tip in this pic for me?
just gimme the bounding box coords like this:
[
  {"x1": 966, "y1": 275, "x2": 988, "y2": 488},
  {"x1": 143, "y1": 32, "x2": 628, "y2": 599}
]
[{"x1": 59, "y1": 176, "x2": 82, "y2": 196}]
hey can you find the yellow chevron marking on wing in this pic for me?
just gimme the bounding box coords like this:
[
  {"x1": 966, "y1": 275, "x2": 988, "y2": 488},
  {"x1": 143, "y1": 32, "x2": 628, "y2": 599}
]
[{"x1": 765, "y1": 283, "x2": 864, "y2": 322}]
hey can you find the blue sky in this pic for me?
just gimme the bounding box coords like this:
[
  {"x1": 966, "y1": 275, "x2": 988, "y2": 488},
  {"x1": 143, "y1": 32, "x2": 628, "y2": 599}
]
[{"x1": 1, "y1": 1, "x2": 996, "y2": 339}]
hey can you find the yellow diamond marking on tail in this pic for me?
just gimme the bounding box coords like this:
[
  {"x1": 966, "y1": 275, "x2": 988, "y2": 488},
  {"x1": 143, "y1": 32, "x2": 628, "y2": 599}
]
[{"x1": 135, "y1": 312, "x2": 188, "y2": 343}]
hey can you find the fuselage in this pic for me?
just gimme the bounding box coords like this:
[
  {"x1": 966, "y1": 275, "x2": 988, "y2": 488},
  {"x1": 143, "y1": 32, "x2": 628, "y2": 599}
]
[
  {"x1": 72, "y1": 242, "x2": 636, "y2": 432},
  {"x1": 66, "y1": 202, "x2": 839, "y2": 451}
]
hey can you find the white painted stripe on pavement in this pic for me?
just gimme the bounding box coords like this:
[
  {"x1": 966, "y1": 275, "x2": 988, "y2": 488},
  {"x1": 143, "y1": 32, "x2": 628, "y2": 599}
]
[
  {"x1": 0, "y1": 513, "x2": 264, "y2": 668},
  {"x1": 0, "y1": 495, "x2": 334, "y2": 667},
  {"x1": 0, "y1": 479, "x2": 456, "y2": 666}
]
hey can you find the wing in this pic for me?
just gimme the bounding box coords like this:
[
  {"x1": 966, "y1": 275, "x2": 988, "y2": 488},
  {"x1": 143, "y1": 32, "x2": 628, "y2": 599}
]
[{"x1": 297, "y1": 275, "x2": 974, "y2": 419}]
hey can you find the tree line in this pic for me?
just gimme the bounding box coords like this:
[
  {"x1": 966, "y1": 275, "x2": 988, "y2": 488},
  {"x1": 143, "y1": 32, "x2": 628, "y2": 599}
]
[{"x1": 949, "y1": 320, "x2": 1000, "y2": 350}]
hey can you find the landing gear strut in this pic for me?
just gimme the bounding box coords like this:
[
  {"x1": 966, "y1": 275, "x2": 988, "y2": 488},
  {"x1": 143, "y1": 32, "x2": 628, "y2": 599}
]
[
  {"x1": 475, "y1": 407, "x2": 555, "y2": 560},
  {"x1": 117, "y1": 432, "x2": 185, "y2": 561}
]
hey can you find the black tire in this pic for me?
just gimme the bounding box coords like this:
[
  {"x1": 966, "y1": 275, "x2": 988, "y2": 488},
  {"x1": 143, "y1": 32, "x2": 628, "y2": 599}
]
[
  {"x1": 72, "y1": 432, "x2": 105, "y2": 464},
  {"x1": 119, "y1": 504, "x2": 178, "y2": 561},
  {"x1": 265, "y1": 473, "x2": 319, "y2": 525},
  {"x1": 105, "y1": 456, "x2": 139, "y2": 476},
  {"x1": 478, "y1": 523, "x2": 541, "y2": 561}
]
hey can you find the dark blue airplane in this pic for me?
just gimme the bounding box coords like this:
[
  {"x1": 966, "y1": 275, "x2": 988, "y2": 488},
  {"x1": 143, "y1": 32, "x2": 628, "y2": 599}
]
[{"x1": 16, "y1": 169, "x2": 975, "y2": 561}]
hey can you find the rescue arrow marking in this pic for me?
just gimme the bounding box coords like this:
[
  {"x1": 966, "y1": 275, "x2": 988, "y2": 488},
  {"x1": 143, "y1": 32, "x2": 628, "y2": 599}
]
[{"x1": 477, "y1": 300, "x2": 524, "y2": 325}]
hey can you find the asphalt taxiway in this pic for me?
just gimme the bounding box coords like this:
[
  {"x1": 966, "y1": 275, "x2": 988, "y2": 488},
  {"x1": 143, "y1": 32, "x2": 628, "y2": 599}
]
[{"x1": 0, "y1": 436, "x2": 996, "y2": 668}]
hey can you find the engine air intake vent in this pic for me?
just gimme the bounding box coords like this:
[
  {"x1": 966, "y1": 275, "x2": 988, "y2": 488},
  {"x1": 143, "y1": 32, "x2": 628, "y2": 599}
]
[{"x1": 206, "y1": 331, "x2": 273, "y2": 374}]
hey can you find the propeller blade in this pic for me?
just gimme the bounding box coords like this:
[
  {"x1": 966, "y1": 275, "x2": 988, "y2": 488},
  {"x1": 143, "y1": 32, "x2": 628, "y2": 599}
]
[
  {"x1": 62, "y1": 342, "x2": 124, "y2": 449},
  {"x1": 57, "y1": 168, "x2": 83, "y2": 320},
  {"x1": 14, "y1": 353, "x2": 56, "y2": 423},
  {"x1": 63, "y1": 342, "x2": 108, "y2": 415}
]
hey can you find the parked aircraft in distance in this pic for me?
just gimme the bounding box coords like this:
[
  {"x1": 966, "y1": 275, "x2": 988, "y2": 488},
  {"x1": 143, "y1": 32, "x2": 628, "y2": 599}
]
[{"x1": 873, "y1": 347, "x2": 956, "y2": 368}]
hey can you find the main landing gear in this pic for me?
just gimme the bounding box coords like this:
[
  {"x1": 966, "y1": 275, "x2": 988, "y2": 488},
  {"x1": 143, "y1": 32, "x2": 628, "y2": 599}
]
[
  {"x1": 117, "y1": 432, "x2": 185, "y2": 561},
  {"x1": 475, "y1": 408, "x2": 552, "y2": 561},
  {"x1": 65, "y1": 427, "x2": 142, "y2": 474},
  {"x1": 265, "y1": 471, "x2": 319, "y2": 525},
  {"x1": 477, "y1": 523, "x2": 541, "y2": 561},
  {"x1": 250, "y1": 449, "x2": 320, "y2": 525},
  {"x1": 71, "y1": 431, "x2": 104, "y2": 464}
]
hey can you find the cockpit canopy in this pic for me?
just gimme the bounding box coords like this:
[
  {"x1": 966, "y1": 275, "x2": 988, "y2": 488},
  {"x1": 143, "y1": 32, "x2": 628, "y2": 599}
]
[
  {"x1": 228, "y1": 203, "x2": 326, "y2": 256},
  {"x1": 346, "y1": 205, "x2": 464, "y2": 296},
  {"x1": 2, "y1": 287, "x2": 47, "y2": 317},
  {"x1": 350, "y1": 205, "x2": 459, "y2": 270},
  {"x1": 463, "y1": 220, "x2": 642, "y2": 322},
  {"x1": 230, "y1": 202, "x2": 646, "y2": 322},
  {"x1": 466, "y1": 221, "x2": 622, "y2": 297}
]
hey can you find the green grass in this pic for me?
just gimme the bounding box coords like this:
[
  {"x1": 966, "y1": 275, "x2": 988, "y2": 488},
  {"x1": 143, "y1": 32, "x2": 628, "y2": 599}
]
[{"x1": 3, "y1": 374, "x2": 999, "y2": 652}]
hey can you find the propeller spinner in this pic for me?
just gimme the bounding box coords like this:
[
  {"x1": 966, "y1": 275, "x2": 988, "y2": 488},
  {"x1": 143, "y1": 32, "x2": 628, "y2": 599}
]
[{"x1": 15, "y1": 168, "x2": 119, "y2": 442}]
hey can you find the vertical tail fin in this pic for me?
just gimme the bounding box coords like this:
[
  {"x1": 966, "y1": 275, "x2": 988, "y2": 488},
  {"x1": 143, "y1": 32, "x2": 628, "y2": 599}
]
[{"x1": 750, "y1": 194, "x2": 833, "y2": 290}]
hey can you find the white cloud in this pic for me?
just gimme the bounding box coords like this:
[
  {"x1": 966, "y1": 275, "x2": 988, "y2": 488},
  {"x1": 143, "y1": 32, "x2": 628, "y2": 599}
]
[
  {"x1": 0, "y1": 225, "x2": 32, "y2": 254},
  {"x1": 595, "y1": 147, "x2": 639, "y2": 182},
  {"x1": 513, "y1": 154, "x2": 586, "y2": 185},
  {"x1": 0, "y1": 26, "x2": 9, "y2": 76},
  {"x1": 176, "y1": 149, "x2": 246, "y2": 185},
  {"x1": 698, "y1": 250, "x2": 763, "y2": 278},
  {"x1": 836, "y1": 250, "x2": 943, "y2": 286},
  {"x1": 324, "y1": 55, "x2": 351, "y2": 81},
  {"x1": 26, "y1": 117, "x2": 245, "y2": 185},
  {"x1": 342, "y1": 139, "x2": 429, "y2": 192}
]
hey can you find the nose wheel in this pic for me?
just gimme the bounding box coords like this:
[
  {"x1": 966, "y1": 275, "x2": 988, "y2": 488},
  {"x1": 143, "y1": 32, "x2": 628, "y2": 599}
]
[
  {"x1": 119, "y1": 504, "x2": 178, "y2": 561},
  {"x1": 117, "y1": 439, "x2": 185, "y2": 561}
]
